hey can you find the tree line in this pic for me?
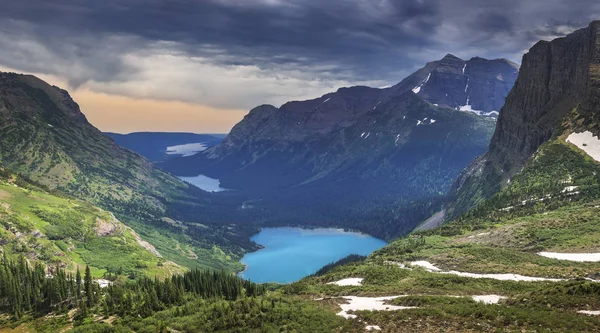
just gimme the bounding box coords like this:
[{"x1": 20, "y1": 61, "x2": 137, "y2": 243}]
[{"x1": 0, "y1": 255, "x2": 265, "y2": 322}]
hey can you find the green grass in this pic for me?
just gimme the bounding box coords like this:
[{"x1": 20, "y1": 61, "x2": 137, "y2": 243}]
[{"x1": 0, "y1": 174, "x2": 177, "y2": 279}]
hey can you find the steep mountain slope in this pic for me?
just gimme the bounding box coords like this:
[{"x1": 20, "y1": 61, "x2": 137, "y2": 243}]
[
  {"x1": 105, "y1": 132, "x2": 224, "y2": 162},
  {"x1": 0, "y1": 72, "x2": 198, "y2": 217},
  {"x1": 448, "y1": 20, "x2": 600, "y2": 219},
  {"x1": 0, "y1": 168, "x2": 182, "y2": 279},
  {"x1": 0, "y1": 72, "x2": 258, "y2": 272}
]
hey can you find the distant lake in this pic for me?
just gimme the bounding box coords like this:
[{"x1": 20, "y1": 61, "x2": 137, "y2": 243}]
[
  {"x1": 239, "y1": 228, "x2": 387, "y2": 284},
  {"x1": 178, "y1": 174, "x2": 228, "y2": 192}
]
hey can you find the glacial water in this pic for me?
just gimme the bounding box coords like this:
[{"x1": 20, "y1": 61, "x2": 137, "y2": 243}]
[{"x1": 239, "y1": 227, "x2": 387, "y2": 283}]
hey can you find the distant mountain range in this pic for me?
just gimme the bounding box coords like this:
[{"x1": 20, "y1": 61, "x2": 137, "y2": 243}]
[
  {"x1": 156, "y1": 54, "x2": 518, "y2": 238},
  {"x1": 163, "y1": 55, "x2": 518, "y2": 190},
  {"x1": 105, "y1": 132, "x2": 225, "y2": 162}
]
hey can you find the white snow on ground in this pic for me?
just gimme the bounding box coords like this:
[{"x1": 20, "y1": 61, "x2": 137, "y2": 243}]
[
  {"x1": 409, "y1": 261, "x2": 565, "y2": 282},
  {"x1": 412, "y1": 73, "x2": 431, "y2": 94},
  {"x1": 567, "y1": 131, "x2": 600, "y2": 162},
  {"x1": 538, "y1": 252, "x2": 600, "y2": 262},
  {"x1": 96, "y1": 279, "x2": 113, "y2": 288},
  {"x1": 166, "y1": 142, "x2": 207, "y2": 157},
  {"x1": 562, "y1": 186, "x2": 580, "y2": 193},
  {"x1": 327, "y1": 278, "x2": 364, "y2": 286},
  {"x1": 365, "y1": 325, "x2": 381, "y2": 331},
  {"x1": 395, "y1": 134, "x2": 401, "y2": 146},
  {"x1": 336, "y1": 296, "x2": 414, "y2": 319},
  {"x1": 472, "y1": 295, "x2": 505, "y2": 304},
  {"x1": 579, "y1": 310, "x2": 600, "y2": 316},
  {"x1": 322, "y1": 97, "x2": 331, "y2": 104},
  {"x1": 411, "y1": 261, "x2": 441, "y2": 271}
]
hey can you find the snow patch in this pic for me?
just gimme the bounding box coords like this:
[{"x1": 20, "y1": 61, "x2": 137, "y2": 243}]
[
  {"x1": 538, "y1": 252, "x2": 600, "y2": 262},
  {"x1": 96, "y1": 279, "x2": 113, "y2": 289},
  {"x1": 365, "y1": 325, "x2": 381, "y2": 331},
  {"x1": 328, "y1": 278, "x2": 364, "y2": 286},
  {"x1": 373, "y1": 101, "x2": 381, "y2": 110},
  {"x1": 579, "y1": 310, "x2": 600, "y2": 316},
  {"x1": 567, "y1": 131, "x2": 600, "y2": 162},
  {"x1": 412, "y1": 73, "x2": 431, "y2": 94},
  {"x1": 411, "y1": 261, "x2": 441, "y2": 271},
  {"x1": 409, "y1": 261, "x2": 564, "y2": 282},
  {"x1": 336, "y1": 296, "x2": 414, "y2": 319},
  {"x1": 166, "y1": 143, "x2": 208, "y2": 157},
  {"x1": 472, "y1": 295, "x2": 505, "y2": 305}
]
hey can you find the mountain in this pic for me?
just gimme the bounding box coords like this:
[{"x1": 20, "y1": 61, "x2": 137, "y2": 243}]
[
  {"x1": 104, "y1": 132, "x2": 225, "y2": 162},
  {"x1": 394, "y1": 54, "x2": 519, "y2": 115},
  {"x1": 0, "y1": 72, "x2": 259, "y2": 272},
  {"x1": 0, "y1": 168, "x2": 182, "y2": 279},
  {"x1": 157, "y1": 55, "x2": 515, "y2": 238},
  {"x1": 164, "y1": 55, "x2": 516, "y2": 190},
  {"x1": 447, "y1": 20, "x2": 600, "y2": 219}
]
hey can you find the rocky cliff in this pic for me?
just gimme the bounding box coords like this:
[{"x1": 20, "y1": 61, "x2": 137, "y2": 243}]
[{"x1": 447, "y1": 20, "x2": 600, "y2": 218}]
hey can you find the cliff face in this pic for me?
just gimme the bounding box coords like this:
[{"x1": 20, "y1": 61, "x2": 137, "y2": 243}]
[{"x1": 448, "y1": 20, "x2": 600, "y2": 218}]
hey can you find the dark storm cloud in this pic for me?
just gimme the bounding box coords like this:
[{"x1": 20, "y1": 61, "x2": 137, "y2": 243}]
[{"x1": 0, "y1": 0, "x2": 599, "y2": 108}]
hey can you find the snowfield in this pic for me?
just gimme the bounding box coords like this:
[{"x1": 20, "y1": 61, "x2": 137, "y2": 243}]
[
  {"x1": 336, "y1": 296, "x2": 414, "y2": 319},
  {"x1": 567, "y1": 131, "x2": 600, "y2": 162},
  {"x1": 327, "y1": 278, "x2": 363, "y2": 286},
  {"x1": 579, "y1": 310, "x2": 600, "y2": 316},
  {"x1": 472, "y1": 295, "x2": 505, "y2": 305},
  {"x1": 538, "y1": 252, "x2": 600, "y2": 262},
  {"x1": 410, "y1": 261, "x2": 565, "y2": 282}
]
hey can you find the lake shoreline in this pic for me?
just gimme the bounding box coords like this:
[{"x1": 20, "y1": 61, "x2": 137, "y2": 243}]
[{"x1": 238, "y1": 227, "x2": 387, "y2": 284}]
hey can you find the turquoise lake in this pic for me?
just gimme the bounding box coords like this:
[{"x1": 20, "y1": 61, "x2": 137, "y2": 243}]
[{"x1": 239, "y1": 228, "x2": 387, "y2": 284}]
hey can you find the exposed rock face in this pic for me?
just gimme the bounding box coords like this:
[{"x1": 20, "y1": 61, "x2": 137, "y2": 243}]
[
  {"x1": 448, "y1": 20, "x2": 600, "y2": 219},
  {"x1": 395, "y1": 54, "x2": 518, "y2": 115}
]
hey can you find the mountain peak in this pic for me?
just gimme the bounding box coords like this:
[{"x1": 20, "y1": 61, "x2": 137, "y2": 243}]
[{"x1": 442, "y1": 54, "x2": 462, "y2": 61}]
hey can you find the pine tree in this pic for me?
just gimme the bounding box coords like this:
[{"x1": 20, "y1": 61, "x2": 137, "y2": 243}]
[{"x1": 84, "y1": 265, "x2": 94, "y2": 308}]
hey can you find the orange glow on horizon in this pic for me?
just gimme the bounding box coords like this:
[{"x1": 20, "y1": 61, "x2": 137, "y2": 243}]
[{"x1": 0, "y1": 67, "x2": 245, "y2": 134}]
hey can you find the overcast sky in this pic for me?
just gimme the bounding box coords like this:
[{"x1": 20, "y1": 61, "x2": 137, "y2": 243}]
[{"x1": 1, "y1": 0, "x2": 598, "y2": 133}]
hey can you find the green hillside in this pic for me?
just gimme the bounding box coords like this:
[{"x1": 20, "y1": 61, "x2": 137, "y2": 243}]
[
  {"x1": 0, "y1": 168, "x2": 182, "y2": 279},
  {"x1": 0, "y1": 72, "x2": 257, "y2": 273}
]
